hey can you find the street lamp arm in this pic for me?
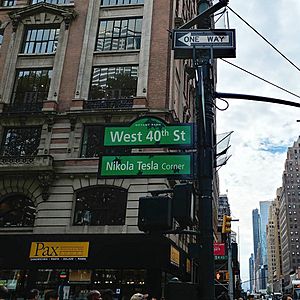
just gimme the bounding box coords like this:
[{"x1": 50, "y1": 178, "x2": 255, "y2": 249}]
[
  {"x1": 179, "y1": 0, "x2": 229, "y2": 29},
  {"x1": 215, "y1": 92, "x2": 300, "y2": 108}
]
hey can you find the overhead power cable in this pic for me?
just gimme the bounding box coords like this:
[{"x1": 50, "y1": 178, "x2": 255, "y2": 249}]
[
  {"x1": 220, "y1": 58, "x2": 300, "y2": 100},
  {"x1": 227, "y1": 6, "x2": 300, "y2": 73}
]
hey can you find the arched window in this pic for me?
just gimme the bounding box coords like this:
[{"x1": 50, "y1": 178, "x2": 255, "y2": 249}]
[
  {"x1": 74, "y1": 186, "x2": 127, "y2": 226},
  {"x1": 0, "y1": 194, "x2": 36, "y2": 227}
]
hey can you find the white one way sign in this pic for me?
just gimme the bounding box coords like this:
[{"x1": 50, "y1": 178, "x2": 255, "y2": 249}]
[
  {"x1": 172, "y1": 29, "x2": 236, "y2": 59},
  {"x1": 178, "y1": 32, "x2": 229, "y2": 47}
]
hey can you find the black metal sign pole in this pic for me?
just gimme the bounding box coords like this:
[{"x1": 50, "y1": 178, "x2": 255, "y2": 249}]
[
  {"x1": 196, "y1": 1, "x2": 216, "y2": 299},
  {"x1": 195, "y1": 55, "x2": 215, "y2": 300},
  {"x1": 172, "y1": 1, "x2": 230, "y2": 298}
]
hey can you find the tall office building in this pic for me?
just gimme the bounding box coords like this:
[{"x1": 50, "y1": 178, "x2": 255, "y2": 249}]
[
  {"x1": 252, "y1": 208, "x2": 261, "y2": 292},
  {"x1": 266, "y1": 188, "x2": 283, "y2": 293},
  {"x1": 0, "y1": 1, "x2": 211, "y2": 299},
  {"x1": 267, "y1": 202, "x2": 276, "y2": 291},
  {"x1": 260, "y1": 201, "x2": 271, "y2": 266},
  {"x1": 252, "y1": 208, "x2": 261, "y2": 264},
  {"x1": 249, "y1": 253, "x2": 255, "y2": 293},
  {"x1": 279, "y1": 136, "x2": 300, "y2": 288},
  {"x1": 252, "y1": 204, "x2": 270, "y2": 292},
  {"x1": 259, "y1": 201, "x2": 271, "y2": 290},
  {"x1": 273, "y1": 188, "x2": 283, "y2": 292}
]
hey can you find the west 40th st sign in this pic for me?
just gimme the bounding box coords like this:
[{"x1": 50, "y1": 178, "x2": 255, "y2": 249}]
[{"x1": 104, "y1": 116, "x2": 194, "y2": 147}]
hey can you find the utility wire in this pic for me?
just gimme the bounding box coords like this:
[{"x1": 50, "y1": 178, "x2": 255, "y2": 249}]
[
  {"x1": 220, "y1": 58, "x2": 300, "y2": 100},
  {"x1": 227, "y1": 6, "x2": 300, "y2": 73}
]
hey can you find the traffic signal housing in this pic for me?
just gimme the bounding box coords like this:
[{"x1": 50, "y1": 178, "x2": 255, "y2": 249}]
[
  {"x1": 138, "y1": 195, "x2": 173, "y2": 232},
  {"x1": 222, "y1": 215, "x2": 232, "y2": 233},
  {"x1": 138, "y1": 183, "x2": 194, "y2": 233},
  {"x1": 172, "y1": 183, "x2": 194, "y2": 228}
]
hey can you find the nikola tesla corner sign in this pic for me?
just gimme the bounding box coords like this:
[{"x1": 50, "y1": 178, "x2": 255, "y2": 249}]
[{"x1": 99, "y1": 117, "x2": 195, "y2": 179}]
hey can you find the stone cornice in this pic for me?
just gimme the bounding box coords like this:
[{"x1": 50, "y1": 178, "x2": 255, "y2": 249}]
[{"x1": 9, "y1": 2, "x2": 77, "y2": 31}]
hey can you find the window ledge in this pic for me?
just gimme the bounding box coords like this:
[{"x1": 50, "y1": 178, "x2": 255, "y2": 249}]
[
  {"x1": 93, "y1": 49, "x2": 140, "y2": 55},
  {"x1": 0, "y1": 227, "x2": 34, "y2": 232},
  {"x1": 18, "y1": 53, "x2": 56, "y2": 57},
  {"x1": 100, "y1": 4, "x2": 144, "y2": 9}
]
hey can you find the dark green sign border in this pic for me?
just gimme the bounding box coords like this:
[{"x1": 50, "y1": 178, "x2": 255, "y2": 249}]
[
  {"x1": 103, "y1": 116, "x2": 195, "y2": 149},
  {"x1": 98, "y1": 153, "x2": 195, "y2": 179}
]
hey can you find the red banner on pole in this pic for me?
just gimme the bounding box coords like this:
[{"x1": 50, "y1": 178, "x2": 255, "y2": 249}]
[{"x1": 214, "y1": 243, "x2": 225, "y2": 256}]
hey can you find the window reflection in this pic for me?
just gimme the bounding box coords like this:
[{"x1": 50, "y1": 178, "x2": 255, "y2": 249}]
[
  {"x1": 96, "y1": 18, "x2": 142, "y2": 51},
  {"x1": 0, "y1": 194, "x2": 36, "y2": 227},
  {"x1": 74, "y1": 186, "x2": 127, "y2": 226},
  {"x1": 89, "y1": 66, "x2": 138, "y2": 100},
  {"x1": 0, "y1": 127, "x2": 41, "y2": 157}
]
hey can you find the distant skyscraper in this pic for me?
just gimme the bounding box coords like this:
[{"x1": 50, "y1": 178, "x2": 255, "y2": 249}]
[
  {"x1": 252, "y1": 208, "x2": 261, "y2": 263},
  {"x1": 249, "y1": 253, "x2": 254, "y2": 293},
  {"x1": 260, "y1": 201, "x2": 271, "y2": 266}
]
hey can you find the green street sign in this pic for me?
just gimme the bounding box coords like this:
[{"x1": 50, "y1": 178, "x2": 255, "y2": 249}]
[
  {"x1": 214, "y1": 255, "x2": 228, "y2": 260},
  {"x1": 98, "y1": 154, "x2": 193, "y2": 178},
  {"x1": 104, "y1": 116, "x2": 194, "y2": 148}
]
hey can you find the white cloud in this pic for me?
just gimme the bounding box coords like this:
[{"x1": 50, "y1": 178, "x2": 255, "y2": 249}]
[{"x1": 215, "y1": 0, "x2": 300, "y2": 282}]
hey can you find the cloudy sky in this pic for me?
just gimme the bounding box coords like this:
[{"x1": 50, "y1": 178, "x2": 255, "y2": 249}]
[{"x1": 213, "y1": 0, "x2": 300, "y2": 285}]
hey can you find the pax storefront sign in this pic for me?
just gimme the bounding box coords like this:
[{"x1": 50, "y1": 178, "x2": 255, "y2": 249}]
[
  {"x1": 173, "y1": 29, "x2": 236, "y2": 59},
  {"x1": 104, "y1": 116, "x2": 193, "y2": 148},
  {"x1": 29, "y1": 242, "x2": 89, "y2": 261},
  {"x1": 98, "y1": 154, "x2": 193, "y2": 179}
]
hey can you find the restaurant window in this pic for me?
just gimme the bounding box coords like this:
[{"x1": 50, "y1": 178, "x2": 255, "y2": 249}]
[
  {"x1": 89, "y1": 65, "x2": 138, "y2": 100},
  {"x1": 1, "y1": 0, "x2": 15, "y2": 6},
  {"x1": 0, "y1": 127, "x2": 42, "y2": 157},
  {"x1": 101, "y1": 0, "x2": 144, "y2": 5},
  {"x1": 74, "y1": 186, "x2": 127, "y2": 226},
  {"x1": 30, "y1": 0, "x2": 71, "y2": 4},
  {"x1": 11, "y1": 69, "x2": 52, "y2": 111},
  {"x1": 21, "y1": 27, "x2": 60, "y2": 54},
  {"x1": 0, "y1": 193, "x2": 36, "y2": 227},
  {"x1": 96, "y1": 18, "x2": 142, "y2": 51}
]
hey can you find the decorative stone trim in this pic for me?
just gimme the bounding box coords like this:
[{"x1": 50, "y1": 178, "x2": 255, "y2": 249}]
[
  {"x1": 0, "y1": 155, "x2": 54, "y2": 172},
  {"x1": 9, "y1": 2, "x2": 77, "y2": 32},
  {"x1": 37, "y1": 171, "x2": 55, "y2": 200}
]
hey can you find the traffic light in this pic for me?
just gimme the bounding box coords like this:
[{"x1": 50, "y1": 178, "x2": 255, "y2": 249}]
[
  {"x1": 138, "y1": 196, "x2": 173, "y2": 232},
  {"x1": 222, "y1": 215, "x2": 232, "y2": 233},
  {"x1": 172, "y1": 183, "x2": 194, "y2": 228}
]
